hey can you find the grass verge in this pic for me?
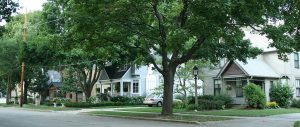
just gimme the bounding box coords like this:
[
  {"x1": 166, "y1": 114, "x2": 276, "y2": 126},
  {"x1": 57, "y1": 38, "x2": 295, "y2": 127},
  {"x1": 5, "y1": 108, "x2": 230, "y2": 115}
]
[
  {"x1": 87, "y1": 111, "x2": 232, "y2": 123},
  {"x1": 295, "y1": 121, "x2": 300, "y2": 127},
  {"x1": 120, "y1": 107, "x2": 300, "y2": 117}
]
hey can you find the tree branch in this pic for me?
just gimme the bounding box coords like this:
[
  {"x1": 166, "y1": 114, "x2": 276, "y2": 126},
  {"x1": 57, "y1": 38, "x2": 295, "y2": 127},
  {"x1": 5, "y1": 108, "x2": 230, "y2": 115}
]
[
  {"x1": 175, "y1": 37, "x2": 206, "y2": 65},
  {"x1": 178, "y1": 0, "x2": 189, "y2": 27}
]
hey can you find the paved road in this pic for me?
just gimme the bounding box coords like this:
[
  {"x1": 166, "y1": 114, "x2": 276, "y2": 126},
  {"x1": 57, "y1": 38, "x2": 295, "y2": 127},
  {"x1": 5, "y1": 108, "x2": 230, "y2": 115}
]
[
  {"x1": 0, "y1": 107, "x2": 299, "y2": 127},
  {"x1": 0, "y1": 108, "x2": 198, "y2": 127}
]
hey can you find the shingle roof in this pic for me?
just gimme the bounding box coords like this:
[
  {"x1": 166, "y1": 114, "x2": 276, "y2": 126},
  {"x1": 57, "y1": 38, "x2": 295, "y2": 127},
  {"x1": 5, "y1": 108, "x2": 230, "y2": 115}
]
[
  {"x1": 49, "y1": 82, "x2": 62, "y2": 88},
  {"x1": 105, "y1": 65, "x2": 129, "y2": 79},
  {"x1": 235, "y1": 59, "x2": 280, "y2": 78}
]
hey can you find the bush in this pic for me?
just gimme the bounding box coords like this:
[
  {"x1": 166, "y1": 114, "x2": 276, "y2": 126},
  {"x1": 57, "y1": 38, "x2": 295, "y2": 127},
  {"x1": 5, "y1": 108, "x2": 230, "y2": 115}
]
[
  {"x1": 111, "y1": 96, "x2": 144, "y2": 105},
  {"x1": 243, "y1": 83, "x2": 266, "y2": 109},
  {"x1": 186, "y1": 104, "x2": 199, "y2": 111},
  {"x1": 214, "y1": 94, "x2": 233, "y2": 108},
  {"x1": 188, "y1": 94, "x2": 233, "y2": 109},
  {"x1": 86, "y1": 97, "x2": 97, "y2": 103},
  {"x1": 291, "y1": 99, "x2": 300, "y2": 108},
  {"x1": 269, "y1": 84, "x2": 293, "y2": 107},
  {"x1": 198, "y1": 99, "x2": 225, "y2": 110},
  {"x1": 266, "y1": 101, "x2": 280, "y2": 109},
  {"x1": 173, "y1": 101, "x2": 185, "y2": 109},
  {"x1": 65, "y1": 101, "x2": 127, "y2": 108}
]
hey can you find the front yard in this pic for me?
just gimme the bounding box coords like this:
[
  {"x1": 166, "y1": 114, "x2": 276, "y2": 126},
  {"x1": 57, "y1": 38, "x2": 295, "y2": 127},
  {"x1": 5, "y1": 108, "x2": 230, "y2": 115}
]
[{"x1": 119, "y1": 107, "x2": 300, "y2": 117}]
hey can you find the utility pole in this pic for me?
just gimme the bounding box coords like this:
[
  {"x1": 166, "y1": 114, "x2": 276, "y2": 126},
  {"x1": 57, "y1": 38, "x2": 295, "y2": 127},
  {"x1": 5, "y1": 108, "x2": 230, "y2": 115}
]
[{"x1": 20, "y1": 9, "x2": 27, "y2": 107}]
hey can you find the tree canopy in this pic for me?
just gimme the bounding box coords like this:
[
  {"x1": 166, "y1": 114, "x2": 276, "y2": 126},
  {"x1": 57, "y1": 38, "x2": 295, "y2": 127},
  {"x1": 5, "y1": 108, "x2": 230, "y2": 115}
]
[{"x1": 40, "y1": 0, "x2": 300, "y2": 115}]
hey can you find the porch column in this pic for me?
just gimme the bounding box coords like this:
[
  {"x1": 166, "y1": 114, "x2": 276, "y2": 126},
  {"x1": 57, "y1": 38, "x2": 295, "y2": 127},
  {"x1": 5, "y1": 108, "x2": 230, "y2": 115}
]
[
  {"x1": 130, "y1": 81, "x2": 133, "y2": 97},
  {"x1": 120, "y1": 80, "x2": 124, "y2": 96},
  {"x1": 110, "y1": 81, "x2": 113, "y2": 96}
]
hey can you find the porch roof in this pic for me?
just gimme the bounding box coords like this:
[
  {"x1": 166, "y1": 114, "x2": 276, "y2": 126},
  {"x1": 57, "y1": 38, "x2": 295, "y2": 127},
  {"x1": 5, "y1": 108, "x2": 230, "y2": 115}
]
[{"x1": 217, "y1": 59, "x2": 280, "y2": 78}]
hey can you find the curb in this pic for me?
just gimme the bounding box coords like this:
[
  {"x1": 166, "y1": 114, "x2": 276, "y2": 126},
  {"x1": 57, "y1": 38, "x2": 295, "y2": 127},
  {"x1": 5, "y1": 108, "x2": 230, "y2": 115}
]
[{"x1": 82, "y1": 113, "x2": 200, "y2": 124}]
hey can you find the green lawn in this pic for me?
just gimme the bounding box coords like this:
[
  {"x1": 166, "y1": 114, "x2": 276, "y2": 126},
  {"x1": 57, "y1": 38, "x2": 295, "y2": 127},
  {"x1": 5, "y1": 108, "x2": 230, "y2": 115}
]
[
  {"x1": 0, "y1": 103, "x2": 80, "y2": 111},
  {"x1": 88, "y1": 111, "x2": 232, "y2": 123},
  {"x1": 119, "y1": 107, "x2": 300, "y2": 117},
  {"x1": 23, "y1": 104, "x2": 81, "y2": 111},
  {"x1": 295, "y1": 121, "x2": 300, "y2": 127},
  {"x1": 118, "y1": 107, "x2": 186, "y2": 113}
]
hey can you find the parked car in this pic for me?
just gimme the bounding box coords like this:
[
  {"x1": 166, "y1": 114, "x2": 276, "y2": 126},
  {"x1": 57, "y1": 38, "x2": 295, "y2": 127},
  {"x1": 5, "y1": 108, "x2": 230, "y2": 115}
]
[{"x1": 143, "y1": 94, "x2": 182, "y2": 107}]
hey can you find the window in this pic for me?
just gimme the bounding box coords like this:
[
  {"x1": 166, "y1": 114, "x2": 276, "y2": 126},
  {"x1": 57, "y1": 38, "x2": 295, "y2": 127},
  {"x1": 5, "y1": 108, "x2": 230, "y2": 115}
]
[
  {"x1": 214, "y1": 79, "x2": 221, "y2": 95},
  {"x1": 296, "y1": 79, "x2": 300, "y2": 97},
  {"x1": 294, "y1": 52, "x2": 299, "y2": 69},
  {"x1": 236, "y1": 81, "x2": 246, "y2": 97},
  {"x1": 133, "y1": 80, "x2": 139, "y2": 93}
]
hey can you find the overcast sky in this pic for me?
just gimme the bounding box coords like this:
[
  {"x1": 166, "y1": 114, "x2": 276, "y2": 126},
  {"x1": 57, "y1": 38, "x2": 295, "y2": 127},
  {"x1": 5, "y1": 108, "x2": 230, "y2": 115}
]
[{"x1": 17, "y1": 0, "x2": 273, "y2": 51}]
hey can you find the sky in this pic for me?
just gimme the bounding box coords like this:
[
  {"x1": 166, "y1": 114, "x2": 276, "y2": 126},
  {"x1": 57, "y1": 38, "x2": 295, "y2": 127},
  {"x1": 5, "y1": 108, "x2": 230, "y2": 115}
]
[{"x1": 18, "y1": 0, "x2": 273, "y2": 51}]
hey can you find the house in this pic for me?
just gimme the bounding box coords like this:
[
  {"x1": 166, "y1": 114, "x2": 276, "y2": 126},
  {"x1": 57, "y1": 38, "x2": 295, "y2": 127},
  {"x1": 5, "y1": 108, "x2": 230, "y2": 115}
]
[
  {"x1": 202, "y1": 51, "x2": 300, "y2": 104},
  {"x1": 96, "y1": 65, "x2": 160, "y2": 97}
]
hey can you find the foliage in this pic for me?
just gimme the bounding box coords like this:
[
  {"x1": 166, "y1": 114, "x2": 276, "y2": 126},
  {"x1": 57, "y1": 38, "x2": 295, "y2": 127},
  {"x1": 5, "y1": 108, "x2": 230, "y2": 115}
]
[
  {"x1": 189, "y1": 95, "x2": 233, "y2": 108},
  {"x1": 243, "y1": 83, "x2": 266, "y2": 109},
  {"x1": 173, "y1": 101, "x2": 185, "y2": 109},
  {"x1": 0, "y1": 0, "x2": 18, "y2": 22},
  {"x1": 61, "y1": 67, "x2": 81, "y2": 93},
  {"x1": 295, "y1": 121, "x2": 300, "y2": 127},
  {"x1": 291, "y1": 99, "x2": 300, "y2": 108},
  {"x1": 269, "y1": 83, "x2": 293, "y2": 107},
  {"x1": 266, "y1": 102, "x2": 280, "y2": 109},
  {"x1": 65, "y1": 101, "x2": 129, "y2": 108},
  {"x1": 86, "y1": 96, "x2": 97, "y2": 103},
  {"x1": 111, "y1": 96, "x2": 145, "y2": 105},
  {"x1": 186, "y1": 104, "x2": 199, "y2": 111}
]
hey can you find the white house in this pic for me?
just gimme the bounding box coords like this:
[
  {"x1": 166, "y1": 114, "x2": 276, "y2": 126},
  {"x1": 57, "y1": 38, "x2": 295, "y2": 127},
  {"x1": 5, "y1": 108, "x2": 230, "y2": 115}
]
[
  {"x1": 203, "y1": 51, "x2": 300, "y2": 104},
  {"x1": 97, "y1": 65, "x2": 160, "y2": 97}
]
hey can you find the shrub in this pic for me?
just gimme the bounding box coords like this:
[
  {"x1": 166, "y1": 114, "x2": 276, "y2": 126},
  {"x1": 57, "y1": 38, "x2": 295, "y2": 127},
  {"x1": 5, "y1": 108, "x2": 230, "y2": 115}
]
[
  {"x1": 186, "y1": 104, "x2": 199, "y2": 111},
  {"x1": 65, "y1": 101, "x2": 127, "y2": 108},
  {"x1": 243, "y1": 83, "x2": 266, "y2": 109},
  {"x1": 188, "y1": 94, "x2": 233, "y2": 109},
  {"x1": 266, "y1": 101, "x2": 280, "y2": 109},
  {"x1": 198, "y1": 99, "x2": 225, "y2": 110},
  {"x1": 214, "y1": 94, "x2": 233, "y2": 108},
  {"x1": 173, "y1": 101, "x2": 185, "y2": 109},
  {"x1": 291, "y1": 99, "x2": 300, "y2": 108},
  {"x1": 86, "y1": 97, "x2": 97, "y2": 103},
  {"x1": 269, "y1": 84, "x2": 293, "y2": 107},
  {"x1": 111, "y1": 96, "x2": 144, "y2": 105}
]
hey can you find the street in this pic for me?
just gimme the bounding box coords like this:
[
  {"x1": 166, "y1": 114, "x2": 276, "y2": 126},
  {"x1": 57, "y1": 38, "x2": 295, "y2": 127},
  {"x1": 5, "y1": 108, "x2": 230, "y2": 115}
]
[
  {"x1": 0, "y1": 108, "x2": 198, "y2": 127},
  {"x1": 0, "y1": 107, "x2": 299, "y2": 127}
]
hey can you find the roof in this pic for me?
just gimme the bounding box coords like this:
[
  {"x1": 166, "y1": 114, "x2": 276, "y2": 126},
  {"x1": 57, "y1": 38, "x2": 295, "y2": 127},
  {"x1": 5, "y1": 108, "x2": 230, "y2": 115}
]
[
  {"x1": 49, "y1": 82, "x2": 62, "y2": 88},
  {"x1": 218, "y1": 59, "x2": 280, "y2": 78},
  {"x1": 104, "y1": 65, "x2": 129, "y2": 79}
]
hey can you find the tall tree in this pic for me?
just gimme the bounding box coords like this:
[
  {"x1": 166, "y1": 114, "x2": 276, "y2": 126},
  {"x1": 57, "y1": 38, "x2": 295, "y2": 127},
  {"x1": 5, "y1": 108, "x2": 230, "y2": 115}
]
[
  {"x1": 0, "y1": 0, "x2": 18, "y2": 36},
  {"x1": 2, "y1": 11, "x2": 57, "y2": 103},
  {"x1": 44, "y1": 1, "x2": 299, "y2": 115},
  {"x1": 42, "y1": 0, "x2": 138, "y2": 99}
]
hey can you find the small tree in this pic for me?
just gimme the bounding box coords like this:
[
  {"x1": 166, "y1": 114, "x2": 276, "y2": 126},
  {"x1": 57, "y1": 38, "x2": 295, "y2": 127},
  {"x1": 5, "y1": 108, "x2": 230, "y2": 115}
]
[
  {"x1": 269, "y1": 83, "x2": 293, "y2": 108},
  {"x1": 243, "y1": 83, "x2": 266, "y2": 109}
]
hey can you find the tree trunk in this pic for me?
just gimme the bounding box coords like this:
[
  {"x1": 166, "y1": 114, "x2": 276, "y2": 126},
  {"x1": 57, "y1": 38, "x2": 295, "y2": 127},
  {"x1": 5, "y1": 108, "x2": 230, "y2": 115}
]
[
  {"x1": 24, "y1": 81, "x2": 29, "y2": 104},
  {"x1": 85, "y1": 90, "x2": 91, "y2": 100},
  {"x1": 6, "y1": 84, "x2": 11, "y2": 104},
  {"x1": 161, "y1": 67, "x2": 176, "y2": 116},
  {"x1": 75, "y1": 92, "x2": 78, "y2": 102}
]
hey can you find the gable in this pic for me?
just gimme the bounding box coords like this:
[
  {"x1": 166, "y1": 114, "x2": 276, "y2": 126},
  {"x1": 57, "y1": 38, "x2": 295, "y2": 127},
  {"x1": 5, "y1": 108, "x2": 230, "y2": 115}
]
[
  {"x1": 99, "y1": 70, "x2": 110, "y2": 80},
  {"x1": 222, "y1": 62, "x2": 245, "y2": 76}
]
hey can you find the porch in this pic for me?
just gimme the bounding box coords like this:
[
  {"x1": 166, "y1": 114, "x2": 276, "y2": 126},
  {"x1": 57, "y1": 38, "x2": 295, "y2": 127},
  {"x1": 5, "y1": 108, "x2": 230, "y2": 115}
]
[
  {"x1": 98, "y1": 79, "x2": 140, "y2": 97},
  {"x1": 219, "y1": 77, "x2": 267, "y2": 104}
]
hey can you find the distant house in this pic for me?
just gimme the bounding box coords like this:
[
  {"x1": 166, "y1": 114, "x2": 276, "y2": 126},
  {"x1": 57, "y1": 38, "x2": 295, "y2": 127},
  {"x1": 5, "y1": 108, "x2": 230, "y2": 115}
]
[
  {"x1": 203, "y1": 51, "x2": 300, "y2": 104},
  {"x1": 47, "y1": 70, "x2": 63, "y2": 100},
  {"x1": 96, "y1": 65, "x2": 160, "y2": 97}
]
